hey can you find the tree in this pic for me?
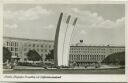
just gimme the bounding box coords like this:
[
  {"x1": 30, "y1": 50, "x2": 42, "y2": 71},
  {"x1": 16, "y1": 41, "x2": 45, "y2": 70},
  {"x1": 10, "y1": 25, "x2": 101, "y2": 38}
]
[
  {"x1": 102, "y1": 52, "x2": 125, "y2": 65},
  {"x1": 45, "y1": 49, "x2": 54, "y2": 61},
  {"x1": 3, "y1": 47, "x2": 12, "y2": 63},
  {"x1": 26, "y1": 50, "x2": 42, "y2": 63}
]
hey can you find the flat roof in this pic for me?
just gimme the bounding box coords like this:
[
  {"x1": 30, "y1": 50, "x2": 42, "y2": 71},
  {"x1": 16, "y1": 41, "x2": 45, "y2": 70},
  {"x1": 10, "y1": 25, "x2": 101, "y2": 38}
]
[
  {"x1": 3, "y1": 36, "x2": 54, "y2": 42},
  {"x1": 70, "y1": 46, "x2": 125, "y2": 48}
]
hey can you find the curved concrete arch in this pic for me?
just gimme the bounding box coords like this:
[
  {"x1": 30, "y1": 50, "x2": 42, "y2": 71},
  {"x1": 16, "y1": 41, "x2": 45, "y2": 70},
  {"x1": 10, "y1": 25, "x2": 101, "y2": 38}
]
[{"x1": 54, "y1": 13, "x2": 77, "y2": 66}]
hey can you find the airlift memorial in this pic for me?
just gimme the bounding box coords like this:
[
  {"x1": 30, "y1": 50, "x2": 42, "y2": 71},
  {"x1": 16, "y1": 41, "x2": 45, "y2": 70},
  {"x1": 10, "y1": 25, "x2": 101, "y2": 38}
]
[{"x1": 54, "y1": 12, "x2": 77, "y2": 66}]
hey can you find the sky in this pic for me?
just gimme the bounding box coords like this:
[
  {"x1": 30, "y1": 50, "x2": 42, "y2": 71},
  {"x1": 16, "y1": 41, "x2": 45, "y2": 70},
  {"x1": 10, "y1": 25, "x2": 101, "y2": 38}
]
[{"x1": 3, "y1": 4, "x2": 125, "y2": 46}]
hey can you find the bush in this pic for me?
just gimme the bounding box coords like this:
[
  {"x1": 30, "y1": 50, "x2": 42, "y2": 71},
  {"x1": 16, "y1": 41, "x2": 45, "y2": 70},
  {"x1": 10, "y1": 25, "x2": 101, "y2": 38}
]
[
  {"x1": 102, "y1": 52, "x2": 125, "y2": 65},
  {"x1": 18, "y1": 62, "x2": 46, "y2": 67},
  {"x1": 3, "y1": 47, "x2": 12, "y2": 63},
  {"x1": 18, "y1": 62, "x2": 32, "y2": 66}
]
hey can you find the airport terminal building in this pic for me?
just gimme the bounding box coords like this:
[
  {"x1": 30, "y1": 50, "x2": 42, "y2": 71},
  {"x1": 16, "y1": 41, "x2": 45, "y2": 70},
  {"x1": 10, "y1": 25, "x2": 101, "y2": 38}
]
[
  {"x1": 3, "y1": 37, "x2": 125, "y2": 65},
  {"x1": 69, "y1": 41, "x2": 125, "y2": 66},
  {"x1": 3, "y1": 37, "x2": 54, "y2": 62}
]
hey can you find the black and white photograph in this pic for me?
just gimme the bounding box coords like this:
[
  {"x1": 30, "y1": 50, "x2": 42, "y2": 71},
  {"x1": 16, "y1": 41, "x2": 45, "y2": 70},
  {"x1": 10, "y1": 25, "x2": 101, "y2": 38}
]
[{"x1": 3, "y1": 3, "x2": 125, "y2": 74}]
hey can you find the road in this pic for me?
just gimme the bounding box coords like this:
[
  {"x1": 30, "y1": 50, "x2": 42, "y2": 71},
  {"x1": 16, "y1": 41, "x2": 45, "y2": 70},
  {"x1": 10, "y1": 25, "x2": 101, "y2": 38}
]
[{"x1": 3, "y1": 67, "x2": 125, "y2": 74}]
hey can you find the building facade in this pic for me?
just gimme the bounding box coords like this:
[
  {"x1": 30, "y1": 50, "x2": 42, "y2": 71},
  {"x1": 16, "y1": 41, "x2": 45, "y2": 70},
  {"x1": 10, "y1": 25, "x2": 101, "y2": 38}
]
[
  {"x1": 69, "y1": 41, "x2": 125, "y2": 66},
  {"x1": 3, "y1": 37, "x2": 54, "y2": 62},
  {"x1": 3, "y1": 37, "x2": 125, "y2": 66}
]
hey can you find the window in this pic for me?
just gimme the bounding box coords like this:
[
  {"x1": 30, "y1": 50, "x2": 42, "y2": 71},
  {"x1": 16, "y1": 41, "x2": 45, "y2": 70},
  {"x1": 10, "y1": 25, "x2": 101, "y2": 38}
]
[
  {"x1": 45, "y1": 45, "x2": 47, "y2": 48},
  {"x1": 41, "y1": 45, "x2": 43, "y2": 47},
  {"x1": 15, "y1": 42, "x2": 17, "y2": 46},
  {"x1": 7, "y1": 42, "x2": 9, "y2": 46},
  {"x1": 37, "y1": 45, "x2": 39, "y2": 47},
  {"x1": 45, "y1": 49, "x2": 47, "y2": 52},
  {"x1": 24, "y1": 48, "x2": 27, "y2": 51},
  {"x1": 15, "y1": 48, "x2": 18, "y2": 51},
  {"x1": 29, "y1": 44, "x2": 31, "y2": 47},
  {"x1": 41, "y1": 49, "x2": 44, "y2": 52},
  {"x1": 15, "y1": 53, "x2": 18, "y2": 56},
  {"x1": 33, "y1": 44, "x2": 35, "y2": 47},
  {"x1": 11, "y1": 47, "x2": 14, "y2": 51},
  {"x1": 11, "y1": 42, "x2": 13, "y2": 46}
]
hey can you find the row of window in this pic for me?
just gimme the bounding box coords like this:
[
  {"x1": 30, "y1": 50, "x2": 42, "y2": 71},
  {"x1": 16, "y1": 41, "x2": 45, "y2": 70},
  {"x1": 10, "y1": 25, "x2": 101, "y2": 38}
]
[
  {"x1": 109, "y1": 48, "x2": 124, "y2": 51},
  {"x1": 109, "y1": 49, "x2": 125, "y2": 53},
  {"x1": 70, "y1": 50, "x2": 106, "y2": 53},
  {"x1": 11, "y1": 52, "x2": 18, "y2": 57},
  {"x1": 70, "y1": 48, "x2": 106, "y2": 50},
  {"x1": 24, "y1": 43, "x2": 53, "y2": 48},
  {"x1": 7, "y1": 47, "x2": 18, "y2": 51},
  {"x1": 70, "y1": 57, "x2": 104, "y2": 61},
  {"x1": 6, "y1": 41, "x2": 18, "y2": 46},
  {"x1": 24, "y1": 48, "x2": 49, "y2": 52},
  {"x1": 70, "y1": 55, "x2": 106, "y2": 58},
  {"x1": 70, "y1": 47, "x2": 124, "y2": 51},
  {"x1": 70, "y1": 55, "x2": 106, "y2": 61}
]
